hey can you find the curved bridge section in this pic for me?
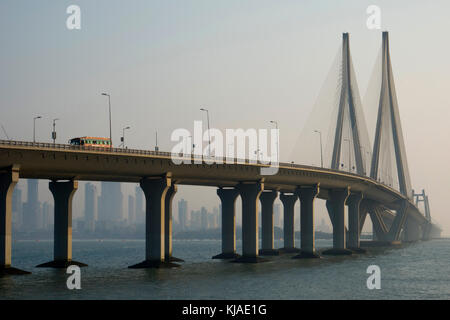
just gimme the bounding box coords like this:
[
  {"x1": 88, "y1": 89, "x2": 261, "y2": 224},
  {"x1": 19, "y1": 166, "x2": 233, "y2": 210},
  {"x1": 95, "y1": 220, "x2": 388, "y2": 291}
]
[{"x1": 0, "y1": 140, "x2": 436, "y2": 271}]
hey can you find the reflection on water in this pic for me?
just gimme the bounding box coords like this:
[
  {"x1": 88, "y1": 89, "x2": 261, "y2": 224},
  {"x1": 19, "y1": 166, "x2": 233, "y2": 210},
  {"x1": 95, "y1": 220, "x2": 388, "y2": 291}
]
[{"x1": 1, "y1": 239, "x2": 449, "y2": 299}]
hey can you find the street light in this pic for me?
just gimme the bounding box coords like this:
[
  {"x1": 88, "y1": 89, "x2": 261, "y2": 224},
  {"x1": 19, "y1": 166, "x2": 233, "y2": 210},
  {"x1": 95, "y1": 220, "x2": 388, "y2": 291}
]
[
  {"x1": 52, "y1": 118, "x2": 59, "y2": 145},
  {"x1": 101, "y1": 93, "x2": 112, "y2": 148},
  {"x1": 270, "y1": 120, "x2": 279, "y2": 164},
  {"x1": 121, "y1": 126, "x2": 130, "y2": 148},
  {"x1": 200, "y1": 108, "x2": 211, "y2": 156},
  {"x1": 313, "y1": 130, "x2": 323, "y2": 168},
  {"x1": 33, "y1": 116, "x2": 42, "y2": 143}
]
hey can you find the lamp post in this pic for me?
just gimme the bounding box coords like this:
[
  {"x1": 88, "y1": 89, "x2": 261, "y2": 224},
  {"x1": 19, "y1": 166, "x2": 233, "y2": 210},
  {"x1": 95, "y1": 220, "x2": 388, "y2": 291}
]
[
  {"x1": 313, "y1": 130, "x2": 323, "y2": 168},
  {"x1": 101, "y1": 93, "x2": 112, "y2": 148},
  {"x1": 270, "y1": 120, "x2": 279, "y2": 164},
  {"x1": 52, "y1": 118, "x2": 59, "y2": 145},
  {"x1": 121, "y1": 126, "x2": 130, "y2": 148},
  {"x1": 33, "y1": 116, "x2": 42, "y2": 143},
  {"x1": 155, "y1": 130, "x2": 159, "y2": 152},
  {"x1": 200, "y1": 108, "x2": 211, "y2": 156}
]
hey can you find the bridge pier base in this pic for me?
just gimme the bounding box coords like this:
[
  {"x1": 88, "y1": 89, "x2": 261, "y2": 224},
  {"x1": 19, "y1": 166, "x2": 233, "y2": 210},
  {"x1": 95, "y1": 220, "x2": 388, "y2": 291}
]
[
  {"x1": 165, "y1": 185, "x2": 183, "y2": 262},
  {"x1": 129, "y1": 174, "x2": 180, "y2": 268},
  {"x1": 293, "y1": 185, "x2": 320, "y2": 259},
  {"x1": 323, "y1": 188, "x2": 352, "y2": 255},
  {"x1": 403, "y1": 218, "x2": 422, "y2": 242},
  {"x1": 0, "y1": 165, "x2": 29, "y2": 275},
  {"x1": 347, "y1": 193, "x2": 366, "y2": 253},
  {"x1": 259, "y1": 190, "x2": 279, "y2": 256},
  {"x1": 213, "y1": 188, "x2": 240, "y2": 259},
  {"x1": 278, "y1": 193, "x2": 300, "y2": 254},
  {"x1": 233, "y1": 181, "x2": 265, "y2": 263},
  {"x1": 37, "y1": 180, "x2": 87, "y2": 268}
]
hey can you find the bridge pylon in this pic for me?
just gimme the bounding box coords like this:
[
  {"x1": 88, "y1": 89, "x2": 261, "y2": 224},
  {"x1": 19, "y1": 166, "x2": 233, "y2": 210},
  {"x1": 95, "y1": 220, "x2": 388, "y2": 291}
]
[
  {"x1": 370, "y1": 31, "x2": 412, "y2": 198},
  {"x1": 330, "y1": 33, "x2": 368, "y2": 175}
]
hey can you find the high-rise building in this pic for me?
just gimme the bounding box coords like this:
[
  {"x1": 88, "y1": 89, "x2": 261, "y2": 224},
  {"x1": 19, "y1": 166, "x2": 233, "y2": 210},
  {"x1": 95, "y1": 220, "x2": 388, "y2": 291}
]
[
  {"x1": 98, "y1": 182, "x2": 123, "y2": 223},
  {"x1": 41, "y1": 201, "x2": 53, "y2": 231},
  {"x1": 274, "y1": 203, "x2": 281, "y2": 228},
  {"x1": 128, "y1": 195, "x2": 135, "y2": 225},
  {"x1": 178, "y1": 199, "x2": 188, "y2": 231},
  {"x1": 23, "y1": 179, "x2": 40, "y2": 231},
  {"x1": 84, "y1": 183, "x2": 97, "y2": 232},
  {"x1": 191, "y1": 210, "x2": 201, "y2": 230},
  {"x1": 201, "y1": 207, "x2": 208, "y2": 230},
  {"x1": 12, "y1": 186, "x2": 23, "y2": 228},
  {"x1": 213, "y1": 206, "x2": 219, "y2": 229},
  {"x1": 135, "y1": 185, "x2": 144, "y2": 224}
]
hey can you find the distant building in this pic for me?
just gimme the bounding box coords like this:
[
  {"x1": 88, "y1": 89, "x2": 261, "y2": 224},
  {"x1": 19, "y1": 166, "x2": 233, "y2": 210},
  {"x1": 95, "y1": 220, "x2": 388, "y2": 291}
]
[
  {"x1": 201, "y1": 207, "x2": 208, "y2": 230},
  {"x1": 41, "y1": 201, "x2": 53, "y2": 231},
  {"x1": 316, "y1": 218, "x2": 331, "y2": 233},
  {"x1": 128, "y1": 195, "x2": 135, "y2": 225},
  {"x1": 12, "y1": 186, "x2": 23, "y2": 228},
  {"x1": 178, "y1": 199, "x2": 188, "y2": 230},
  {"x1": 274, "y1": 203, "x2": 281, "y2": 228},
  {"x1": 190, "y1": 210, "x2": 201, "y2": 231},
  {"x1": 98, "y1": 182, "x2": 123, "y2": 223},
  {"x1": 135, "y1": 185, "x2": 144, "y2": 224},
  {"x1": 84, "y1": 183, "x2": 97, "y2": 232},
  {"x1": 23, "y1": 179, "x2": 40, "y2": 231},
  {"x1": 213, "y1": 206, "x2": 219, "y2": 228}
]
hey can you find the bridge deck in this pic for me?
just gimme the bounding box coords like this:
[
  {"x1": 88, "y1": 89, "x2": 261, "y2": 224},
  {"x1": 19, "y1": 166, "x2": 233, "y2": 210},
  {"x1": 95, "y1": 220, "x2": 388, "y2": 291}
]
[{"x1": 0, "y1": 140, "x2": 427, "y2": 223}]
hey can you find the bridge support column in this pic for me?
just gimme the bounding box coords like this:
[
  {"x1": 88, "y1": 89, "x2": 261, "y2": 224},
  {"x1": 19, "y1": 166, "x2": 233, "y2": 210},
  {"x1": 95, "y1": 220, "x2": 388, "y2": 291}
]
[
  {"x1": 37, "y1": 180, "x2": 87, "y2": 268},
  {"x1": 234, "y1": 181, "x2": 264, "y2": 263},
  {"x1": 0, "y1": 165, "x2": 29, "y2": 275},
  {"x1": 129, "y1": 173, "x2": 179, "y2": 268},
  {"x1": 294, "y1": 185, "x2": 320, "y2": 259},
  {"x1": 323, "y1": 188, "x2": 352, "y2": 255},
  {"x1": 403, "y1": 218, "x2": 422, "y2": 242},
  {"x1": 165, "y1": 185, "x2": 183, "y2": 262},
  {"x1": 259, "y1": 190, "x2": 279, "y2": 256},
  {"x1": 279, "y1": 193, "x2": 299, "y2": 253},
  {"x1": 213, "y1": 187, "x2": 240, "y2": 259},
  {"x1": 347, "y1": 192, "x2": 366, "y2": 253}
]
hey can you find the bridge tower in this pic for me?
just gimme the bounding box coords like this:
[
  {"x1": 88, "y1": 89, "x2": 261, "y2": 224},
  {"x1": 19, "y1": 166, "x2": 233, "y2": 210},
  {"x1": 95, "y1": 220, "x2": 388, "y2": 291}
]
[
  {"x1": 413, "y1": 189, "x2": 431, "y2": 221},
  {"x1": 330, "y1": 33, "x2": 367, "y2": 175},
  {"x1": 370, "y1": 31, "x2": 412, "y2": 198}
]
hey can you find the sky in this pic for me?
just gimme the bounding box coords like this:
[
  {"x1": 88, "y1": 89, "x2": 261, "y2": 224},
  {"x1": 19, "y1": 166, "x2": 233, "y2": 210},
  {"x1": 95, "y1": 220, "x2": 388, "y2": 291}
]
[{"x1": 1, "y1": 0, "x2": 449, "y2": 235}]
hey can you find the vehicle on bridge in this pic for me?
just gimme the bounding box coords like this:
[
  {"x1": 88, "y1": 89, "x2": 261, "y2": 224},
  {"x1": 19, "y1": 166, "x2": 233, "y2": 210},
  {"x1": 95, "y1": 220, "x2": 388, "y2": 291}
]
[{"x1": 69, "y1": 137, "x2": 112, "y2": 148}]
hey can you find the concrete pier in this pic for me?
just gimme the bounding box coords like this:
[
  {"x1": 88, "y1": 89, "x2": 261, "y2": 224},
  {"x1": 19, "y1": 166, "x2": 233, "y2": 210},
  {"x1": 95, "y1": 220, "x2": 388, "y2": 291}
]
[
  {"x1": 0, "y1": 165, "x2": 28, "y2": 275},
  {"x1": 403, "y1": 218, "x2": 422, "y2": 242},
  {"x1": 165, "y1": 185, "x2": 183, "y2": 262},
  {"x1": 234, "y1": 181, "x2": 264, "y2": 263},
  {"x1": 347, "y1": 192, "x2": 365, "y2": 253},
  {"x1": 279, "y1": 193, "x2": 299, "y2": 253},
  {"x1": 129, "y1": 173, "x2": 179, "y2": 268},
  {"x1": 259, "y1": 190, "x2": 279, "y2": 256},
  {"x1": 213, "y1": 187, "x2": 240, "y2": 259},
  {"x1": 294, "y1": 185, "x2": 320, "y2": 259},
  {"x1": 323, "y1": 187, "x2": 352, "y2": 255},
  {"x1": 37, "y1": 180, "x2": 86, "y2": 268}
]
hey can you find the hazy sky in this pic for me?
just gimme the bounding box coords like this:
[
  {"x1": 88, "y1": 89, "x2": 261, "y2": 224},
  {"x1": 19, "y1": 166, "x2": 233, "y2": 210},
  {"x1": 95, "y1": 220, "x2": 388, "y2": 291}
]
[{"x1": 1, "y1": 1, "x2": 449, "y2": 234}]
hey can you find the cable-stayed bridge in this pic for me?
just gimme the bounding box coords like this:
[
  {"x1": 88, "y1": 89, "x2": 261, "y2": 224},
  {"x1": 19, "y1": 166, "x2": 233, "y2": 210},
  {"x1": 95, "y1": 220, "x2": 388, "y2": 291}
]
[{"x1": 0, "y1": 32, "x2": 441, "y2": 274}]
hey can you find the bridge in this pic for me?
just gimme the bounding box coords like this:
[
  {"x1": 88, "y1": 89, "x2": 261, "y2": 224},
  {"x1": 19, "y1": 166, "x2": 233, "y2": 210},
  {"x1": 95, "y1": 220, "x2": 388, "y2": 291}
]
[{"x1": 0, "y1": 32, "x2": 441, "y2": 274}]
